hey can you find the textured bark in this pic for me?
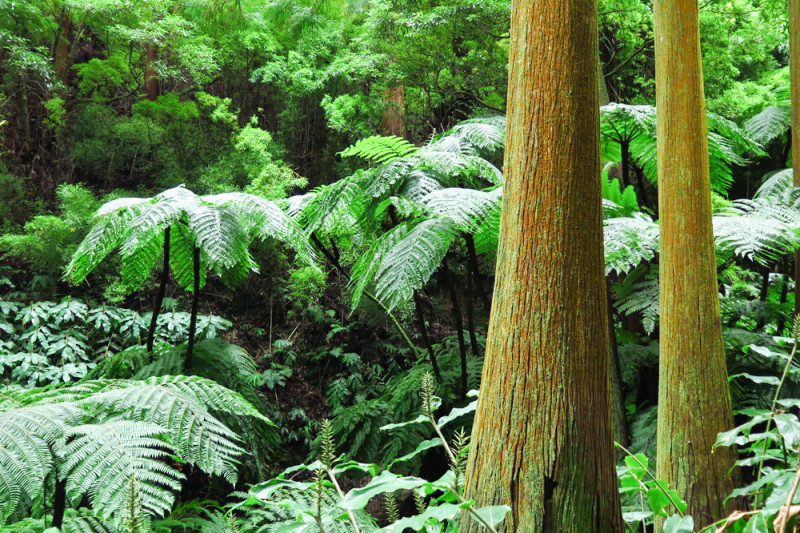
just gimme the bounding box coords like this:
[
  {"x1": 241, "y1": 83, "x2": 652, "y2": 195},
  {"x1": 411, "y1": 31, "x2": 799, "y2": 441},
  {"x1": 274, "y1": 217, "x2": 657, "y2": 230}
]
[
  {"x1": 54, "y1": 9, "x2": 71, "y2": 85},
  {"x1": 791, "y1": 0, "x2": 800, "y2": 315},
  {"x1": 144, "y1": 43, "x2": 159, "y2": 101},
  {"x1": 654, "y1": 0, "x2": 739, "y2": 526},
  {"x1": 459, "y1": 0, "x2": 623, "y2": 531},
  {"x1": 380, "y1": 86, "x2": 406, "y2": 137}
]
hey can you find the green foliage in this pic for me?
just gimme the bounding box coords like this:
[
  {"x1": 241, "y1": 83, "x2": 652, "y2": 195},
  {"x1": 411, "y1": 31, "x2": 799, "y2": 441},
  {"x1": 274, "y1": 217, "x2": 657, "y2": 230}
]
[
  {"x1": 0, "y1": 375, "x2": 271, "y2": 526},
  {"x1": 67, "y1": 186, "x2": 315, "y2": 293},
  {"x1": 1, "y1": 295, "x2": 231, "y2": 387}
]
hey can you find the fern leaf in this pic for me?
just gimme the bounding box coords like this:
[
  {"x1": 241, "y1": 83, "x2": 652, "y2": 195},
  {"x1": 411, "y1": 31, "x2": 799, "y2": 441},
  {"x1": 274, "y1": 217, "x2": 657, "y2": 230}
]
[
  {"x1": 62, "y1": 421, "x2": 184, "y2": 520},
  {"x1": 419, "y1": 187, "x2": 502, "y2": 233},
  {"x1": 744, "y1": 105, "x2": 792, "y2": 146},
  {"x1": 339, "y1": 135, "x2": 417, "y2": 164}
]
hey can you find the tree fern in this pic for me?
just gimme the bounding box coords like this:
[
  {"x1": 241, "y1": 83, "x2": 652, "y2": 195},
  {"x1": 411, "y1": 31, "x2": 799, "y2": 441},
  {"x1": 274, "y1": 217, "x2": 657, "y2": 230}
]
[
  {"x1": 339, "y1": 135, "x2": 417, "y2": 164},
  {"x1": 603, "y1": 213, "x2": 660, "y2": 276},
  {"x1": 0, "y1": 375, "x2": 271, "y2": 525},
  {"x1": 419, "y1": 187, "x2": 502, "y2": 234},
  {"x1": 713, "y1": 197, "x2": 800, "y2": 264},
  {"x1": 755, "y1": 169, "x2": 795, "y2": 199},
  {"x1": 62, "y1": 422, "x2": 183, "y2": 521},
  {"x1": 350, "y1": 219, "x2": 457, "y2": 312},
  {"x1": 744, "y1": 105, "x2": 792, "y2": 146}
]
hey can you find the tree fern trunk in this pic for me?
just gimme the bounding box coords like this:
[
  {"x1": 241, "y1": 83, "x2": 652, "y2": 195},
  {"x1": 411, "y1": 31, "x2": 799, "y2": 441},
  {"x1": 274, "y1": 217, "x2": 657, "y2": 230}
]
[
  {"x1": 464, "y1": 234, "x2": 490, "y2": 309},
  {"x1": 791, "y1": 0, "x2": 800, "y2": 315},
  {"x1": 459, "y1": 0, "x2": 623, "y2": 529},
  {"x1": 186, "y1": 246, "x2": 200, "y2": 368},
  {"x1": 442, "y1": 258, "x2": 468, "y2": 399},
  {"x1": 465, "y1": 267, "x2": 482, "y2": 358},
  {"x1": 147, "y1": 227, "x2": 170, "y2": 353},
  {"x1": 52, "y1": 475, "x2": 67, "y2": 529},
  {"x1": 654, "y1": 0, "x2": 739, "y2": 524},
  {"x1": 413, "y1": 291, "x2": 442, "y2": 383}
]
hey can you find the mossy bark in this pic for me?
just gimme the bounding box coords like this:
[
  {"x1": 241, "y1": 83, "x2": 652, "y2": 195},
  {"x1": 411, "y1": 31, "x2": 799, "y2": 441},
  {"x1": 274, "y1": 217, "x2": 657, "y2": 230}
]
[
  {"x1": 458, "y1": 0, "x2": 623, "y2": 531},
  {"x1": 654, "y1": 0, "x2": 739, "y2": 526}
]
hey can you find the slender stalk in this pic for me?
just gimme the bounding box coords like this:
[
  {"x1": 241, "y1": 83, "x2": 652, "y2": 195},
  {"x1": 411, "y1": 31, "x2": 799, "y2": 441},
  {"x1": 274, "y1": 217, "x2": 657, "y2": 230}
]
[
  {"x1": 325, "y1": 468, "x2": 361, "y2": 533},
  {"x1": 465, "y1": 269, "x2": 481, "y2": 357},
  {"x1": 754, "y1": 327, "x2": 799, "y2": 506},
  {"x1": 616, "y1": 443, "x2": 685, "y2": 517},
  {"x1": 52, "y1": 473, "x2": 67, "y2": 529},
  {"x1": 186, "y1": 246, "x2": 200, "y2": 369},
  {"x1": 775, "y1": 466, "x2": 800, "y2": 533},
  {"x1": 147, "y1": 227, "x2": 170, "y2": 353}
]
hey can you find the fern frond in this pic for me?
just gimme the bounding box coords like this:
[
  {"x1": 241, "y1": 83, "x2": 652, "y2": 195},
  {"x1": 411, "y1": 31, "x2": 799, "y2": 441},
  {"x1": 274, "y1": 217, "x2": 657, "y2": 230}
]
[
  {"x1": 713, "y1": 198, "x2": 800, "y2": 264},
  {"x1": 755, "y1": 169, "x2": 794, "y2": 199},
  {"x1": 339, "y1": 135, "x2": 417, "y2": 164},
  {"x1": 62, "y1": 421, "x2": 183, "y2": 520},
  {"x1": 744, "y1": 105, "x2": 792, "y2": 146},
  {"x1": 603, "y1": 213, "x2": 660, "y2": 276},
  {"x1": 169, "y1": 222, "x2": 207, "y2": 292},
  {"x1": 419, "y1": 187, "x2": 502, "y2": 233}
]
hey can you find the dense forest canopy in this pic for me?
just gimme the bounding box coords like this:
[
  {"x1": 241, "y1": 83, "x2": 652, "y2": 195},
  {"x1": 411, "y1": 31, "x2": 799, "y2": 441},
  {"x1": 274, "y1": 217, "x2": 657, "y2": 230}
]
[{"x1": 1, "y1": 0, "x2": 800, "y2": 531}]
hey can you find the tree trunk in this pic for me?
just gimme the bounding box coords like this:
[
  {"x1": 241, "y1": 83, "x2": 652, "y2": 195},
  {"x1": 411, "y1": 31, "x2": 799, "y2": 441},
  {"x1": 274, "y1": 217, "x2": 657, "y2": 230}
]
[
  {"x1": 608, "y1": 280, "x2": 629, "y2": 448},
  {"x1": 54, "y1": 8, "x2": 71, "y2": 86},
  {"x1": 413, "y1": 291, "x2": 442, "y2": 383},
  {"x1": 654, "y1": 0, "x2": 739, "y2": 525},
  {"x1": 380, "y1": 86, "x2": 406, "y2": 137},
  {"x1": 186, "y1": 246, "x2": 200, "y2": 368},
  {"x1": 459, "y1": 0, "x2": 623, "y2": 530},
  {"x1": 147, "y1": 227, "x2": 170, "y2": 353},
  {"x1": 144, "y1": 43, "x2": 159, "y2": 101},
  {"x1": 791, "y1": 0, "x2": 800, "y2": 315},
  {"x1": 442, "y1": 258, "x2": 469, "y2": 399}
]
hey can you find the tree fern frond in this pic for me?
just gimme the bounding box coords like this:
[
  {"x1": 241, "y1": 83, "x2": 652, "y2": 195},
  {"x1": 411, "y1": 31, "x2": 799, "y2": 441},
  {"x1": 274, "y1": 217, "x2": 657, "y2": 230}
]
[
  {"x1": 713, "y1": 198, "x2": 800, "y2": 264},
  {"x1": 62, "y1": 421, "x2": 184, "y2": 520},
  {"x1": 187, "y1": 203, "x2": 250, "y2": 272},
  {"x1": 443, "y1": 118, "x2": 506, "y2": 158},
  {"x1": 169, "y1": 223, "x2": 207, "y2": 292},
  {"x1": 93, "y1": 198, "x2": 149, "y2": 219},
  {"x1": 744, "y1": 105, "x2": 792, "y2": 146},
  {"x1": 339, "y1": 135, "x2": 417, "y2": 164},
  {"x1": 67, "y1": 204, "x2": 144, "y2": 284},
  {"x1": 755, "y1": 169, "x2": 794, "y2": 199},
  {"x1": 473, "y1": 201, "x2": 501, "y2": 255},
  {"x1": 603, "y1": 213, "x2": 660, "y2": 276},
  {"x1": 120, "y1": 230, "x2": 164, "y2": 290},
  {"x1": 295, "y1": 172, "x2": 371, "y2": 238},
  {"x1": 371, "y1": 219, "x2": 457, "y2": 311},
  {"x1": 419, "y1": 187, "x2": 502, "y2": 233}
]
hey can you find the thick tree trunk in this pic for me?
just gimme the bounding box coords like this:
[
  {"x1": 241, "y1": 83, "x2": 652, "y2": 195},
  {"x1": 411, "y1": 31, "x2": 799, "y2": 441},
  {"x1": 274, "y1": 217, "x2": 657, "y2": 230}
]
[
  {"x1": 459, "y1": 0, "x2": 623, "y2": 530},
  {"x1": 654, "y1": 0, "x2": 739, "y2": 526},
  {"x1": 791, "y1": 0, "x2": 800, "y2": 315},
  {"x1": 380, "y1": 86, "x2": 406, "y2": 137}
]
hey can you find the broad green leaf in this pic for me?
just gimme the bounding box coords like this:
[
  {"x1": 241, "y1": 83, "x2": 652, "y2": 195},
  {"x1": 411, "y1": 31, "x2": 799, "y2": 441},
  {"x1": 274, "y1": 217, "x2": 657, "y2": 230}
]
[
  {"x1": 388, "y1": 438, "x2": 443, "y2": 469},
  {"x1": 662, "y1": 514, "x2": 694, "y2": 533},
  {"x1": 743, "y1": 512, "x2": 768, "y2": 533},
  {"x1": 470, "y1": 505, "x2": 511, "y2": 528},
  {"x1": 377, "y1": 503, "x2": 462, "y2": 532},
  {"x1": 341, "y1": 471, "x2": 428, "y2": 510},
  {"x1": 437, "y1": 401, "x2": 477, "y2": 427}
]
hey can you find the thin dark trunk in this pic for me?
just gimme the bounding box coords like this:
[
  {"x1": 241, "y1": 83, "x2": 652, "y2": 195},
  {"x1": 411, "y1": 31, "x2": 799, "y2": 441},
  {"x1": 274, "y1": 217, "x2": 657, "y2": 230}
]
[
  {"x1": 607, "y1": 280, "x2": 629, "y2": 450},
  {"x1": 465, "y1": 267, "x2": 481, "y2": 357},
  {"x1": 778, "y1": 256, "x2": 790, "y2": 334},
  {"x1": 186, "y1": 246, "x2": 200, "y2": 368},
  {"x1": 413, "y1": 291, "x2": 442, "y2": 382},
  {"x1": 760, "y1": 267, "x2": 770, "y2": 302},
  {"x1": 620, "y1": 140, "x2": 630, "y2": 189},
  {"x1": 442, "y1": 258, "x2": 468, "y2": 398},
  {"x1": 464, "y1": 234, "x2": 490, "y2": 309},
  {"x1": 147, "y1": 227, "x2": 170, "y2": 353},
  {"x1": 52, "y1": 475, "x2": 67, "y2": 529}
]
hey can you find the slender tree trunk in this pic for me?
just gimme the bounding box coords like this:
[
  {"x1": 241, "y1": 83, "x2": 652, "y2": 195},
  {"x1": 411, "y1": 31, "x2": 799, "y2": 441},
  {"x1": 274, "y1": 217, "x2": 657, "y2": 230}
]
[
  {"x1": 791, "y1": 0, "x2": 800, "y2": 316},
  {"x1": 464, "y1": 234, "x2": 490, "y2": 309},
  {"x1": 147, "y1": 228, "x2": 170, "y2": 353},
  {"x1": 413, "y1": 291, "x2": 442, "y2": 383},
  {"x1": 459, "y1": 0, "x2": 623, "y2": 530},
  {"x1": 465, "y1": 271, "x2": 481, "y2": 357},
  {"x1": 52, "y1": 474, "x2": 67, "y2": 529},
  {"x1": 144, "y1": 43, "x2": 159, "y2": 101},
  {"x1": 778, "y1": 256, "x2": 790, "y2": 334},
  {"x1": 186, "y1": 246, "x2": 200, "y2": 368},
  {"x1": 54, "y1": 8, "x2": 71, "y2": 86},
  {"x1": 608, "y1": 280, "x2": 629, "y2": 448},
  {"x1": 442, "y1": 258, "x2": 468, "y2": 399},
  {"x1": 654, "y1": 0, "x2": 739, "y2": 525}
]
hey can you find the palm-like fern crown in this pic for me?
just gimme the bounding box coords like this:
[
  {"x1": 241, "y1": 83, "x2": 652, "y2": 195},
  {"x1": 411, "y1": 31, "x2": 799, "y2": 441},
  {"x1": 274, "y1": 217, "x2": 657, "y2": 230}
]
[
  {"x1": 600, "y1": 103, "x2": 762, "y2": 194},
  {"x1": 0, "y1": 375, "x2": 271, "y2": 526},
  {"x1": 67, "y1": 186, "x2": 315, "y2": 292},
  {"x1": 744, "y1": 87, "x2": 792, "y2": 147}
]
